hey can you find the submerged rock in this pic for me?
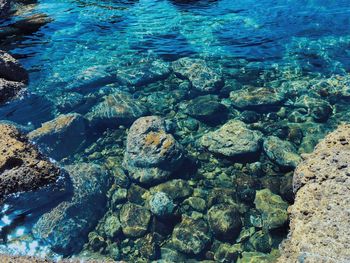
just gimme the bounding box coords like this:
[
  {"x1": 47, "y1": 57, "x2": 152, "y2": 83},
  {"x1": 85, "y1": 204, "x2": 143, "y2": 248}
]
[
  {"x1": 214, "y1": 243, "x2": 242, "y2": 263},
  {"x1": 200, "y1": 120, "x2": 263, "y2": 159},
  {"x1": 238, "y1": 251, "x2": 277, "y2": 263},
  {"x1": 184, "y1": 94, "x2": 227, "y2": 123},
  {"x1": 119, "y1": 202, "x2": 151, "y2": 238},
  {"x1": 0, "y1": 50, "x2": 28, "y2": 104},
  {"x1": 0, "y1": 78, "x2": 26, "y2": 104},
  {"x1": 263, "y1": 136, "x2": 301, "y2": 169},
  {"x1": 278, "y1": 124, "x2": 350, "y2": 262},
  {"x1": 294, "y1": 95, "x2": 332, "y2": 122},
  {"x1": 123, "y1": 116, "x2": 184, "y2": 185},
  {"x1": 172, "y1": 57, "x2": 223, "y2": 93},
  {"x1": 117, "y1": 60, "x2": 171, "y2": 87},
  {"x1": 12, "y1": 13, "x2": 53, "y2": 34},
  {"x1": 33, "y1": 163, "x2": 111, "y2": 256},
  {"x1": 229, "y1": 87, "x2": 285, "y2": 110},
  {"x1": 172, "y1": 216, "x2": 211, "y2": 255},
  {"x1": 0, "y1": 124, "x2": 60, "y2": 200},
  {"x1": 150, "y1": 179, "x2": 192, "y2": 201},
  {"x1": 86, "y1": 91, "x2": 148, "y2": 128},
  {"x1": 254, "y1": 189, "x2": 288, "y2": 230},
  {"x1": 149, "y1": 191, "x2": 174, "y2": 217},
  {"x1": 0, "y1": 50, "x2": 28, "y2": 83},
  {"x1": 207, "y1": 203, "x2": 242, "y2": 241},
  {"x1": 28, "y1": 113, "x2": 88, "y2": 160}
]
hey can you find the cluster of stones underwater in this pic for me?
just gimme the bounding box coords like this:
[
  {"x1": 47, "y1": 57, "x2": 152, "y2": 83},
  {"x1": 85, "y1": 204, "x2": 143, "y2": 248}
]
[
  {"x1": 2, "y1": 6, "x2": 350, "y2": 261},
  {"x1": 25, "y1": 54, "x2": 350, "y2": 263}
]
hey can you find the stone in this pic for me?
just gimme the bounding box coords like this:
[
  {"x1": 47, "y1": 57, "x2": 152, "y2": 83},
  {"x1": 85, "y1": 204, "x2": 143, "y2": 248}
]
[
  {"x1": 119, "y1": 202, "x2": 151, "y2": 238},
  {"x1": 208, "y1": 203, "x2": 242, "y2": 241},
  {"x1": 85, "y1": 91, "x2": 148, "y2": 128},
  {"x1": 278, "y1": 124, "x2": 350, "y2": 263},
  {"x1": 172, "y1": 57, "x2": 223, "y2": 93},
  {"x1": 103, "y1": 213, "x2": 122, "y2": 239},
  {"x1": 182, "y1": 197, "x2": 206, "y2": 212},
  {"x1": 254, "y1": 189, "x2": 288, "y2": 230},
  {"x1": 0, "y1": 77, "x2": 26, "y2": 104},
  {"x1": 0, "y1": 50, "x2": 28, "y2": 104},
  {"x1": 123, "y1": 116, "x2": 185, "y2": 185},
  {"x1": 172, "y1": 216, "x2": 211, "y2": 255},
  {"x1": 150, "y1": 179, "x2": 193, "y2": 201},
  {"x1": 33, "y1": 163, "x2": 111, "y2": 256},
  {"x1": 28, "y1": 113, "x2": 87, "y2": 160},
  {"x1": 0, "y1": 50, "x2": 28, "y2": 83},
  {"x1": 117, "y1": 60, "x2": 171, "y2": 87},
  {"x1": 263, "y1": 136, "x2": 301, "y2": 169},
  {"x1": 229, "y1": 87, "x2": 285, "y2": 110},
  {"x1": 184, "y1": 95, "x2": 227, "y2": 123},
  {"x1": 214, "y1": 243, "x2": 242, "y2": 263},
  {"x1": 248, "y1": 230, "x2": 272, "y2": 253},
  {"x1": 12, "y1": 14, "x2": 53, "y2": 34},
  {"x1": 134, "y1": 234, "x2": 158, "y2": 260},
  {"x1": 294, "y1": 95, "x2": 332, "y2": 122},
  {"x1": 0, "y1": 124, "x2": 60, "y2": 200},
  {"x1": 200, "y1": 120, "x2": 263, "y2": 159},
  {"x1": 149, "y1": 191, "x2": 174, "y2": 217}
]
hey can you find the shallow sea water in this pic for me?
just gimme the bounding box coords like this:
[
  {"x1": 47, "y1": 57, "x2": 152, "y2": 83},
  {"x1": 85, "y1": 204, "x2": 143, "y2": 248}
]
[{"x1": 0, "y1": 0, "x2": 350, "y2": 261}]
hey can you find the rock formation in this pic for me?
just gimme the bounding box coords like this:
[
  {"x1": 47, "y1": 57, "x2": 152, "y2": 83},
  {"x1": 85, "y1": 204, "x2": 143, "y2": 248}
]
[{"x1": 278, "y1": 124, "x2": 350, "y2": 262}]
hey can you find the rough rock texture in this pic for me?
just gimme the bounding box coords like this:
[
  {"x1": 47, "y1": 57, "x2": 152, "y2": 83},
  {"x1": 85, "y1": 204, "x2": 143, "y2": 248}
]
[
  {"x1": 171, "y1": 216, "x2": 211, "y2": 255},
  {"x1": 123, "y1": 116, "x2": 184, "y2": 185},
  {"x1": 119, "y1": 202, "x2": 151, "y2": 237},
  {"x1": 172, "y1": 57, "x2": 223, "y2": 93},
  {"x1": 0, "y1": 50, "x2": 28, "y2": 104},
  {"x1": 0, "y1": 124, "x2": 60, "y2": 200},
  {"x1": 86, "y1": 91, "x2": 148, "y2": 128},
  {"x1": 229, "y1": 87, "x2": 285, "y2": 110},
  {"x1": 28, "y1": 113, "x2": 87, "y2": 160},
  {"x1": 278, "y1": 124, "x2": 350, "y2": 263},
  {"x1": 200, "y1": 120, "x2": 263, "y2": 158},
  {"x1": 33, "y1": 163, "x2": 111, "y2": 256},
  {"x1": 263, "y1": 136, "x2": 301, "y2": 169}
]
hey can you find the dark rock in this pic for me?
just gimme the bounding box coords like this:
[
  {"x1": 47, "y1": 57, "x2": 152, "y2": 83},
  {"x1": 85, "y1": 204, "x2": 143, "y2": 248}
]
[
  {"x1": 294, "y1": 95, "x2": 332, "y2": 122},
  {"x1": 123, "y1": 116, "x2": 185, "y2": 185},
  {"x1": 28, "y1": 113, "x2": 88, "y2": 160},
  {"x1": 214, "y1": 243, "x2": 242, "y2": 263},
  {"x1": 0, "y1": 50, "x2": 28, "y2": 83},
  {"x1": 172, "y1": 216, "x2": 212, "y2": 255},
  {"x1": 12, "y1": 14, "x2": 53, "y2": 34},
  {"x1": 208, "y1": 203, "x2": 242, "y2": 241},
  {"x1": 248, "y1": 230, "x2": 272, "y2": 253},
  {"x1": 172, "y1": 57, "x2": 223, "y2": 93},
  {"x1": 184, "y1": 95, "x2": 227, "y2": 123},
  {"x1": 119, "y1": 202, "x2": 151, "y2": 238},
  {"x1": 0, "y1": 78, "x2": 26, "y2": 104},
  {"x1": 33, "y1": 163, "x2": 111, "y2": 256}
]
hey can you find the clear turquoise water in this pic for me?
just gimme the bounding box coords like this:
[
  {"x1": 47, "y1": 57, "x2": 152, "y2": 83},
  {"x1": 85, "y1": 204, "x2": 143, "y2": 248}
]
[{"x1": 1, "y1": 0, "x2": 350, "y2": 261}]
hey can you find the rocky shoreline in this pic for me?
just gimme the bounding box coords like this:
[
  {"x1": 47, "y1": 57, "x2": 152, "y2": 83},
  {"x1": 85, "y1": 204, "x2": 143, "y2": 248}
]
[{"x1": 278, "y1": 124, "x2": 350, "y2": 263}]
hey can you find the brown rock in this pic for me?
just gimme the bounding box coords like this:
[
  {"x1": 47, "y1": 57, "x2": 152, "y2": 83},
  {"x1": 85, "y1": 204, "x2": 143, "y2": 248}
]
[
  {"x1": 0, "y1": 124, "x2": 60, "y2": 201},
  {"x1": 278, "y1": 124, "x2": 350, "y2": 262}
]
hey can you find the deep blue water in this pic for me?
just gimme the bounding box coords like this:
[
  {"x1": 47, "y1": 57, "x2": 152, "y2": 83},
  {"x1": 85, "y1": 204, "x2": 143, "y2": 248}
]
[{"x1": 0, "y1": 0, "x2": 350, "y2": 261}]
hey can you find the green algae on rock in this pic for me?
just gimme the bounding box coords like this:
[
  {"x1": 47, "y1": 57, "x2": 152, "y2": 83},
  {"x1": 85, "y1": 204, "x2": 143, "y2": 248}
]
[
  {"x1": 171, "y1": 215, "x2": 212, "y2": 255},
  {"x1": 119, "y1": 202, "x2": 151, "y2": 238},
  {"x1": 254, "y1": 189, "x2": 288, "y2": 230}
]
